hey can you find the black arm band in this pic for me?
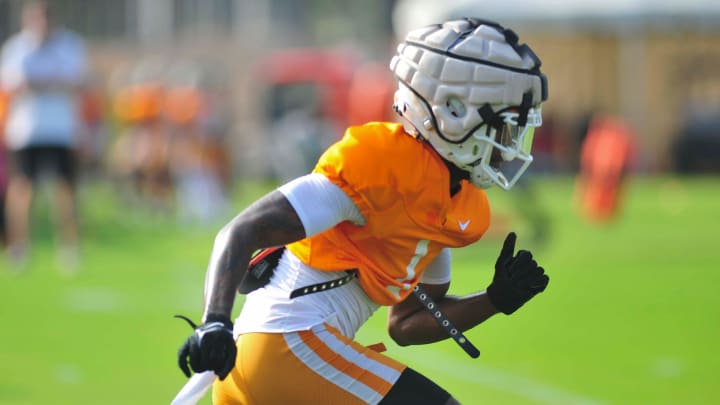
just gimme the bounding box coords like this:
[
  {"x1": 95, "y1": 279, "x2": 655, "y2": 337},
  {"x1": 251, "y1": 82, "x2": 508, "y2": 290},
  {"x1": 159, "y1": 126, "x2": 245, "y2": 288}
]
[{"x1": 413, "y1": 285, "x2": 480, "y2": 358}]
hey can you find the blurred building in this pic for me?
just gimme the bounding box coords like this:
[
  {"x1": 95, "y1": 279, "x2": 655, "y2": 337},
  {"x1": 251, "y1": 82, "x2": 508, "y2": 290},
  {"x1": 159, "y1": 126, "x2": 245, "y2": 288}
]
[
  {"x1": 394, "y1": 0, "x2": 720, "y2": 172},
  {"x1": 0, "y1": 0, "x2": 397, "y2": 181},
  {"x1": 1, "y1": 0, "x2": 718, "y2": 177}
]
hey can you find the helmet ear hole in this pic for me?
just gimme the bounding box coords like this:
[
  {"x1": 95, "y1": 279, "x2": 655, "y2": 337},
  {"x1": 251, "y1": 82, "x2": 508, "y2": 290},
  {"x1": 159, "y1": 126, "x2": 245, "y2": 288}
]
[{"x1": 446, "y1": 97, "x2": 466, "y2": 118}]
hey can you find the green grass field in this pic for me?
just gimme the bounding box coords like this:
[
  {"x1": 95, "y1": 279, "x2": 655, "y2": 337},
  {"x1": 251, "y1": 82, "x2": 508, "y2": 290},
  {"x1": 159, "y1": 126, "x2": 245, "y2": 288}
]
[{"x1": 1, "y1": 175, "x2": 718, "y2": 404}]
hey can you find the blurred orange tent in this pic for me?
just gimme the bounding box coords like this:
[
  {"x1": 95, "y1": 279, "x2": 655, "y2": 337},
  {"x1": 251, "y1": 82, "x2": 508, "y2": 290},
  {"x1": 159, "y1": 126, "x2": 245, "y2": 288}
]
[
  {"x1": 256, "y1": 49, "x2": 357, "y2": 127},
  {"x1": 347, "y1": 62, "x2": 395, "y2": 126}
]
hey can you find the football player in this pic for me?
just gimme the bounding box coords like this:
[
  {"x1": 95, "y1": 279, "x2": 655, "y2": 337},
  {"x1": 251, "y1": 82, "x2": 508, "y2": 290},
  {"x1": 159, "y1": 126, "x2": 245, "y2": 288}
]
[{"x1": 175, "y1": 18, "x2": 549, "y2": 405}]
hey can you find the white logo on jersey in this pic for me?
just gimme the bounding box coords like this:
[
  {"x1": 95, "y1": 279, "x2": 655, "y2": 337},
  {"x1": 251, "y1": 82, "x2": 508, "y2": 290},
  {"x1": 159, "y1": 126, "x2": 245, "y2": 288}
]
[{"x1": 458, "y1": 219, "x2": 471, "y2": 231}]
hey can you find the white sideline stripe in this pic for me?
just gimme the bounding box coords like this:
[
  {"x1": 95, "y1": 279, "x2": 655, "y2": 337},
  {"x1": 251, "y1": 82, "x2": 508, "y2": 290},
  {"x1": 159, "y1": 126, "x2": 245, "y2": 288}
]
[
  {"x1": 285, "y1": 331, "x2": 382, "y2": 404},
  {"x1": 408, "y1": 352, "x2": 607, "y2": 405}
]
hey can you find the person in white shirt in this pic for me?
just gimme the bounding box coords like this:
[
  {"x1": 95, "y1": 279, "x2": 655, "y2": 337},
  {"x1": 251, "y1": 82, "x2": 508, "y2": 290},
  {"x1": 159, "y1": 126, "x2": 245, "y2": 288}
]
[{"x1": 0, "y1": 0, "x2": 88, "y2": 271}]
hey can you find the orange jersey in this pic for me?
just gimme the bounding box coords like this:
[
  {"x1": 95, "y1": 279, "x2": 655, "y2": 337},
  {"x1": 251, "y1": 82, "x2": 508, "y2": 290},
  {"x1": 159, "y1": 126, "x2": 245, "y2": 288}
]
[{"x1": 287, "y1": 122, "x2": 490, "y2": 305}]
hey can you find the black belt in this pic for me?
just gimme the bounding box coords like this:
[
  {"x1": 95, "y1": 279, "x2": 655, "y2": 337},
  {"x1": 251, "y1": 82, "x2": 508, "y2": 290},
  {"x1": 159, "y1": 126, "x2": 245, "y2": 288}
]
[{"x1": 289, "y1": 270, "x2": 358, "y2": 298}]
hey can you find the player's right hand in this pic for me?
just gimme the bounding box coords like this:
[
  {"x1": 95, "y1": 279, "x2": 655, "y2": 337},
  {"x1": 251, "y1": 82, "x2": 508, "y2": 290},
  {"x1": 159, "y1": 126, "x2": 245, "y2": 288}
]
[
  {"x1": 176, "y1": 314, "x2": 237, "y2": 380},
  {"x1": 486, "y1": 232, "x2": 549, "y2": 315}
]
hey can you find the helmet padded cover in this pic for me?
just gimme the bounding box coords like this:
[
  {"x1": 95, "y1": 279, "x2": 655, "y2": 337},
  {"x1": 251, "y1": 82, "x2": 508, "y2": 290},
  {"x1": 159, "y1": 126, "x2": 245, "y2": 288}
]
[{"x1": 389, "y1": 19, "x2": 545, "y2": 143}]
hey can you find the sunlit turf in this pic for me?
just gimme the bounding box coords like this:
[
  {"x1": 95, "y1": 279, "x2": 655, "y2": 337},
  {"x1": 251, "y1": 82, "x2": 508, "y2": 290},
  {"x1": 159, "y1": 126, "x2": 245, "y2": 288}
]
[{"x1": 0, "y1": 175, "x2": 718, "y2": 404}]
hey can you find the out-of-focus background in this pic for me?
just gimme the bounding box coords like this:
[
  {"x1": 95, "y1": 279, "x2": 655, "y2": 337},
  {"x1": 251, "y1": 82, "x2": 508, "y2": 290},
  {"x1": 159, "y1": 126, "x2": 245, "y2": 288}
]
[{"x1": 0, "y1": 0, "x2": 718, "y2": 404}]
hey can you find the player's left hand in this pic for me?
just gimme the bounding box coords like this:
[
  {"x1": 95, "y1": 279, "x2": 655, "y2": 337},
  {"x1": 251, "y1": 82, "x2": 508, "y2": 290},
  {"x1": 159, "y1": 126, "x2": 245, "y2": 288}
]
[
  {"x1": 486, "y1": 232, "x2": 550, "y2": 315},
  {"x1": 176, "y1": 314, "x2": 237, "y2": 380}
]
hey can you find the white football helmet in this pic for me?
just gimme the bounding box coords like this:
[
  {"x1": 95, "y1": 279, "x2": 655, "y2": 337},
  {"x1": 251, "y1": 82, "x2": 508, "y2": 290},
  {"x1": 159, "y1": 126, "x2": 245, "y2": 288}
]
[{"x1": 390, "y1": 18, "x2": 548, "y2": 190}]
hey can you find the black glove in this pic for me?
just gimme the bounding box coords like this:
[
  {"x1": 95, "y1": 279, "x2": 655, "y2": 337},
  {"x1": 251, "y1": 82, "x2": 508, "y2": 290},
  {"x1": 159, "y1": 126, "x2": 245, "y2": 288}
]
[
  {"x1": 176, "y1": 313, "x2": 237, "y2": 380},
  {"x1": 486, "y1": 232, "x2": 549, "y2": 315}
]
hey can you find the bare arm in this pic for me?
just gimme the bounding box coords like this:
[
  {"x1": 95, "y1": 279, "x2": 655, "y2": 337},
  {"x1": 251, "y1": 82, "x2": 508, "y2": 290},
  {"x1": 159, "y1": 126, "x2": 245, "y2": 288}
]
[
  {"x1": 201, "y1": 190, "x2": 305, "y2": 320},
  {"x1": 388, "y1": 282, "x2": 499, "y2": 346}
]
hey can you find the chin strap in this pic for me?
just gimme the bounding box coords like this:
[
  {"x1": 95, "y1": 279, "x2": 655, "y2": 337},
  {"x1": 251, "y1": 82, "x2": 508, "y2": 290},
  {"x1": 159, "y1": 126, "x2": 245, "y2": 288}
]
[
  {"x1": 517, "y1": 91, "x2": 534, "y2": 127},
  {"x1": 477, "y1": 104, "x2": 505, "y2": 135}
]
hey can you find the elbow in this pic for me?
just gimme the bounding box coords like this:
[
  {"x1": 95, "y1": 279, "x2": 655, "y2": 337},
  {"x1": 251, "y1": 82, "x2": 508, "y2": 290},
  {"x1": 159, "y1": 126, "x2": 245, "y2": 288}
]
[
  {"x1": 214, "y1": 218, "x2": 256, "y2": 252},
  {"x1": 217, "y1": 222, "x2": 232, "y2": 239},
  {"x1": 388, "y1": 321, "x2": 413, "y2": 347},
  {"x1": 213, "y1": 223, "x2": 234, "y2": 249}
]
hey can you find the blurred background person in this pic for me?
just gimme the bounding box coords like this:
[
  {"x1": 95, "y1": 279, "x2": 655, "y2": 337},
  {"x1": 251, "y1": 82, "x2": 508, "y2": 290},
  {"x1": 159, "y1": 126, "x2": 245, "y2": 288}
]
[
  {"x1": 0, "y1": 88, "x2": 9, "y2": 247},
  {"x1": 108, "y1": 60, "x2": 173, "y2": 217},
  {"x1": 107, "y1": 59, "x2": 234, "y2": 224},
  {"x1": 574, "y1": 113, "x2": 636, "y2": 223},
  {"x1": 0, "y1": 0, "x2": 88, "y2": 272},
  {"x1": 164, "y1": 62, "x2": 233, "y2": 225}
]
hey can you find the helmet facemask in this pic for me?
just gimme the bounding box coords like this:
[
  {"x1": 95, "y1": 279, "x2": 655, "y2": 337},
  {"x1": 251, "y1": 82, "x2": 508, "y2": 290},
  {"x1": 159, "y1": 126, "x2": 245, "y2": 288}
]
[
  {"x1": 466, "y1": 105, "x2": 543, "y2": 190},
  {"x1": 390, "y1": 18, "x2": 548, "y2": 190}
]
